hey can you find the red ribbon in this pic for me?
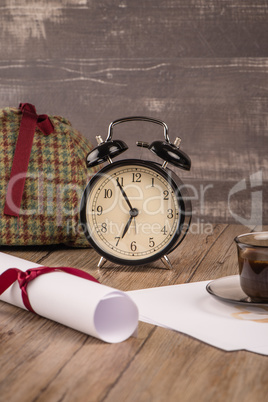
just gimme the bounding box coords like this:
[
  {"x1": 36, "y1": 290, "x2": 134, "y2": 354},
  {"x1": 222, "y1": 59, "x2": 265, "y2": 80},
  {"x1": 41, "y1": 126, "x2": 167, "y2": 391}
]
[
  {"x1": 4, "y1": 103, "x2": 54, "y2": 217},
  {"x1": 0, "y1": 266, "x2": 99, "y2": 313}
]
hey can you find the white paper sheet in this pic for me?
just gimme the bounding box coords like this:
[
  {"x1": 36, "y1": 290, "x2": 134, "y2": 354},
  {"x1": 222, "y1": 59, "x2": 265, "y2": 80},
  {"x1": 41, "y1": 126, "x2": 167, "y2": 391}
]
[
  {"x1": 0, "y1": 253, "x2": 138, "y2": 343},
  {"x1": 127, "y1": 280, "x2": 268, "y2": 355}
]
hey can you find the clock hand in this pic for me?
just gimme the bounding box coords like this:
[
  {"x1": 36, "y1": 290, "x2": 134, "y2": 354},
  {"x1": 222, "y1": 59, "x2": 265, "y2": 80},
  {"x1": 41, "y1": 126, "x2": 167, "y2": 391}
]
[
  {"x1": 133, "y1": 217, "x2": 137, "y2": 234},
  {"x1": 121, "y1": 215, "x2": 133, "y2": 239},
  {"x1": 116, "y1": 179, "x2": 133, "y2": 211},
  {"x1": 121, "y1": 208, "x2": 139, "y2": 239}
]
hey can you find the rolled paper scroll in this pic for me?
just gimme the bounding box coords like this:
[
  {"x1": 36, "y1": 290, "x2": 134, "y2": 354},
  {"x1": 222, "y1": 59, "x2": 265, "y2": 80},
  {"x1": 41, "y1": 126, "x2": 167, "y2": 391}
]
[{"x1": 0, "y1": 253, "x2": 138, "y2": 343}]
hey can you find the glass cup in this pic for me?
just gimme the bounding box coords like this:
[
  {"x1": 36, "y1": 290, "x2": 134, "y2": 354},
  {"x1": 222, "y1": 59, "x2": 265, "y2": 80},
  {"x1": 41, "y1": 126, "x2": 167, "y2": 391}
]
[{"x1": 235, "y1": 232, "x2": 268, "y2": 302}]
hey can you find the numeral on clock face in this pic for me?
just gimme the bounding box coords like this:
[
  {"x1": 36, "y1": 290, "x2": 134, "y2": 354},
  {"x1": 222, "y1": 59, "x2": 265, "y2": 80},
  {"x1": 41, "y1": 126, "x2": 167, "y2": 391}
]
[
  {"x1": 104, "y1": 189, "x2": 112, "y2": 198},
  {"x1": 116, "y1": 177, "x2": 124, "y2": 187},
  {"x1": 132, "y1": 172, "x2": 141, "y2": 182}
]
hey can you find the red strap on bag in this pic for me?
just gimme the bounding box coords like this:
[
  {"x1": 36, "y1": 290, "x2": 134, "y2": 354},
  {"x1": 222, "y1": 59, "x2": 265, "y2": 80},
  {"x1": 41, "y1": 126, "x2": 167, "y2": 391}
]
[
  {"x1": 0, "y1": 266, "x2": 99, "y2": 313},
  {"x1": 4, "y1": 103, "x2": 54, "y2": 217}
]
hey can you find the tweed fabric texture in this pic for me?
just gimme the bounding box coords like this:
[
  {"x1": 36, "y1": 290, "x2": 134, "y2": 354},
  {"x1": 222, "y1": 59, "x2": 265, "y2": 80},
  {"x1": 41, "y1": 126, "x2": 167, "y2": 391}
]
[{"x1": 0, "y1": 107, "x2": 98, "y2": 246}]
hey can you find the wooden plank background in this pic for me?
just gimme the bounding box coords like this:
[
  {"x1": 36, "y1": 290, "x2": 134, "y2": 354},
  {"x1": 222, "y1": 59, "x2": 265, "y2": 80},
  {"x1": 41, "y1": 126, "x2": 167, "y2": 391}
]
[{"x1": 0, "y1": 0, "x2": 267, "y2": 226}]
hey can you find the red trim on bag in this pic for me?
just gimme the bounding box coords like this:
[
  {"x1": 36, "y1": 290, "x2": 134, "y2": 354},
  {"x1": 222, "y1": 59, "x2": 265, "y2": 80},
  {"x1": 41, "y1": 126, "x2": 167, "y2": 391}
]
[{"x1": 4, "y1": 103, "x2": 54, "y2": 217}]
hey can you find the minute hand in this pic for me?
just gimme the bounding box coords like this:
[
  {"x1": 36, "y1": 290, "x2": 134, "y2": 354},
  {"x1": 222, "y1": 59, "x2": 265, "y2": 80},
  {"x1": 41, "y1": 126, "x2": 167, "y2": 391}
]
[{"x1": 117, "y1": 180, "x2": 133, "y2": 210}]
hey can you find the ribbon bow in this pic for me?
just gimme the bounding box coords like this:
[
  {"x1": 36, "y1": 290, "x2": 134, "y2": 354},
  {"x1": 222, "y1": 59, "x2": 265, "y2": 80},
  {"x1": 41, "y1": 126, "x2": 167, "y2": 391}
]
[
  {"x1": 4, "y1": 103, "x2": 54, "y2": 217},
  {"x1": 0, "y1": 266, "x2": 99, "y2": 313}
]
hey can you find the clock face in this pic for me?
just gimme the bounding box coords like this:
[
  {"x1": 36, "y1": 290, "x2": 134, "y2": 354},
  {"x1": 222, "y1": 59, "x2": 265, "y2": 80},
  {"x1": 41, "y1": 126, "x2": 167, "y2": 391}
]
[{"x1": 81, "y1": 160, "x2": 185, "y2": 265}]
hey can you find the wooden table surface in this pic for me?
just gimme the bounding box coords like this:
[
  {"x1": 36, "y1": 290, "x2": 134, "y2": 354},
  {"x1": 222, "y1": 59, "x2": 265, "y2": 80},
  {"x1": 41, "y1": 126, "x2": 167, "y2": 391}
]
[{"x1": 1, "y1": 223, "x2": 268, "y2": 402}]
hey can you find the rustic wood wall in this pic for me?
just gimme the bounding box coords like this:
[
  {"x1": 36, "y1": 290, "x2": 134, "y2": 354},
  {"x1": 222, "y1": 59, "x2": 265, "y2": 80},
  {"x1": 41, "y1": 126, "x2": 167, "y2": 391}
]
[{"x1": 0, "y1": 0, "x2": 267, "y2": 227}]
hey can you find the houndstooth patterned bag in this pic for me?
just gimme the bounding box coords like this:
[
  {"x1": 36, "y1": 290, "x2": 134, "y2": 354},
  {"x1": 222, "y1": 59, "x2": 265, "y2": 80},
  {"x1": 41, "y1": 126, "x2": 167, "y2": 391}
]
[{"x1": 0, "y1": 103, "x2": 98, "y2": 247}]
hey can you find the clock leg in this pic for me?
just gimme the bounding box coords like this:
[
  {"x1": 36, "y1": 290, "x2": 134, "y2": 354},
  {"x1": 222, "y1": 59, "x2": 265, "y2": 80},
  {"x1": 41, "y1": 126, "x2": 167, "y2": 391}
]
[
  {"x1": 98, "y1": 256, "x2": 107, "y2": 269},
  {"x1": 161, "y1": 255, "x2": 173, "y2": 270}
]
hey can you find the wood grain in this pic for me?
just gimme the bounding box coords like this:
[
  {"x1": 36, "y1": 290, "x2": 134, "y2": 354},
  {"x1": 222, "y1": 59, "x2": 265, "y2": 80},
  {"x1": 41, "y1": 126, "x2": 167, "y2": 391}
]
[
  {"x1": 1, "y1": 57, "x2": 267, "y2": 224},
  {"x1": 0, "y1": 1, "x2": 268, "y2": 400},
  {"x1": 1, "y1": 225, "x2": 268, "y2": 402},
  {"x1": 0, "y1": 1, "x2": 267, "y2": 224},
  {"x1": 1, "y1": 1, "x2": 268, "y2": 59}
]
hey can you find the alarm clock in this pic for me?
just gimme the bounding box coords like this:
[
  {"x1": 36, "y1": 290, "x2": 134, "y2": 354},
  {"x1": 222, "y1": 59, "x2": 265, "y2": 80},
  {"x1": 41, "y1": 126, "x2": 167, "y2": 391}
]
[{"x1": 80, "y1": 117, "x2": 191, "y2": 269}]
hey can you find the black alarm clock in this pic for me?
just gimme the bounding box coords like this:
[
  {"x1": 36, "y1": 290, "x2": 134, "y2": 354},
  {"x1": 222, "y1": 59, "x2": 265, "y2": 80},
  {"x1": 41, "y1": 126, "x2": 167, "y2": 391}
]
[{"x1": 80, "y1": 117, "x2": 191, "y2": 269}]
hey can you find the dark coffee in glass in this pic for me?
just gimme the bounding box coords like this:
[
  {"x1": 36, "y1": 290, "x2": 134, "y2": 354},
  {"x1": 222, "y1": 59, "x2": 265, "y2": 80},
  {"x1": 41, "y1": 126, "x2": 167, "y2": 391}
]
[{"x1": 235, "y1": 232, "x2": 268, "y2": 302}]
